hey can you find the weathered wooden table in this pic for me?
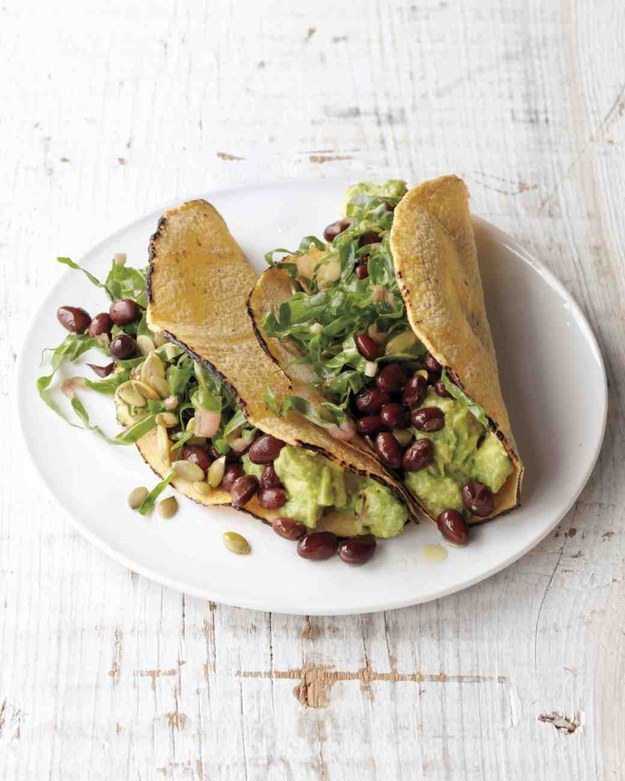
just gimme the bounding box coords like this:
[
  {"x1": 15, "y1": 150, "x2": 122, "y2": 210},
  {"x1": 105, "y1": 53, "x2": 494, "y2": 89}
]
[{"x1": 1, "y1": 1, "x2": 623, "y2": 778}]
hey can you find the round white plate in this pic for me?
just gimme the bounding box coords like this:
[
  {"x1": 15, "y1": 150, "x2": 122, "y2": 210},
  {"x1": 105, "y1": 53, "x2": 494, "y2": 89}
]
[{"x1": 18, "y1": 180, "x2": 607, "y2": 615}]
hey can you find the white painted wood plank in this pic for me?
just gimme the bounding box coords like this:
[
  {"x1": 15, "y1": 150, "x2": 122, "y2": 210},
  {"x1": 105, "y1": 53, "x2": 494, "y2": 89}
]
[{"x1": 0, "y1": 0, "x2": 623, "y2": 778}]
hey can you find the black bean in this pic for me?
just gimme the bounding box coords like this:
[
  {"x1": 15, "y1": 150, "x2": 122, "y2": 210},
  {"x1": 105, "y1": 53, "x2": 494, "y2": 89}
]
[
  {"x1": 401, "y1": 439, "x2": 434, "y2": 472},
  {"x1": 358, "y1": 231, "x2": 380, "y2": 248},
  {"x1": 88, "y1": 312, "x2": 113, "y2": 338},
  {"x1": 434, "y1": 380, "x2": 451, "y2": 398},
  {"x1": 376, "y1": 363, "x2": 406, "y2": 393},
  {"x1": 248, "y1": 434, "x2": 286, "y2": 464},
  {"x1": 220, "y1": 463, "x2": 244, "y2": 491},
  {"x1": 230, "y1": 475, "x2": 259, "y2": 508},
  {"x1": 356, "y1": 263, "x2": 369, "y2": 279},
  {"x1": 109, "y1": 298, "x2": 141, "y2": 325},
  {"x1": 411, "y1": 407, "x2": 445, "y2": 432},
  {"x1": 297, "y1": 532, "x2": 338, "y2": 561},
  {"x1": 258, "y1": 487, "x2": 287, "y2": 510},
  {"x1": 338, "y1": 534, "x2": 377, "y2": 565},
  {"x1": 57, "y1": 306, "x2": 91, "y2": 333},
  {"x1": 323, "y1": 218, "x2": 352, "y2": 243},
  {"x1": 109, "y1": 333, "x2": 136, "y2": 359},
  {"x1": 380, "y1": 403, "x2": 408, "y2": 430},
  {"x1": 461, "y1": 481, "x2": 494, "y2": 517},
  {"x1": 272, "y1": 517, "x2": 307, "y2": 541},
  {"x1": 260, "y1": 464, "x2": 283, "y2": 489},
  {"x1": 355, "y1": 333, "x2": 382, "y2": 360},
  {"x1": 436, "y1": 509, "x2": 469, "y2": 545},
  {"x1": 181, "y1": 445, "x2": 212, "y2": 472},
  {"x1": 355, "y1": 387, "x2": 390, "y2": 414},
  {"x1": 375, "y1": 432, "x2": 402, "y2": 469},
  {"x1": 424, "y1": 353, "x2": 442, "y2": 375},
  {"x1": 402, "y1": 374, "x2": 428, "y2": 409},
  {"x1": 356, "y1": 415, "x2": 384, "y2": 436}
]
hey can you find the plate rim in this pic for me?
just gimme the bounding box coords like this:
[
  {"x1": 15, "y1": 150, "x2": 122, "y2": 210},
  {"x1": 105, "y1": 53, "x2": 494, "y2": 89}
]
[{"x1": 17, "y1": 179, "x2": 608, "y2": 615}]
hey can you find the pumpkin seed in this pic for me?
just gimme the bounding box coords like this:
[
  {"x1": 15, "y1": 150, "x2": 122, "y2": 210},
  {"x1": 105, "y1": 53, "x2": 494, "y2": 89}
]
[
  {"x1": 164, "y1": 395, "x2": 179, "y2": 410},
  {"x1": 185, "y1": 417, "x2": 196, "y2": 433},
  {"x1": 172, "y1": 460, "x2": 205, "y2": 482},
  {"x1": 207, "y1": 456, "x2": 226, "y2": 487},
  {"x1": 385, "y1": 329, "x2": 417, "y2": 355},
  {"x1": 132, "y1": 380, "x2": 160, "y2": 400},
  {"x1": 117, "y1": 382, "x2": 146, "y2": 408},
  {"x1": 194, "y1": 481, "x2": 211, "y2": 496},
  {"x1": 128, "y1": 486, "x2": 148, "y2": 509},
  {"x1": 158, "y1": 496, "x2": 178, "y2": 519},
  {"x1": 153, "y1": 332, "x2": 167, "y2": 347},
  {"x1": 156, "y1": 424, "x2": 171, "y2": 465},
  {"x1": 155, "y1": 412, "x2": 179, "y2": 428},
  {"x1": 223, "y1": 531, "x2": 250, "y2": 555},
  {"x1": 148, "y1": 375, "x2": 170, "y2": 398},
  {"x1": 141, "y1": 352, "x2": 165, "y2": 381},
  {"x1": 163, "y1": 343, "x2": 179, "y2": 361},
  {"x1": 416, "y1": 369, "x2": 429, "y2": 379},
  {"x1": 137, "y1": 334, "x2": 156, "y2": 356}
]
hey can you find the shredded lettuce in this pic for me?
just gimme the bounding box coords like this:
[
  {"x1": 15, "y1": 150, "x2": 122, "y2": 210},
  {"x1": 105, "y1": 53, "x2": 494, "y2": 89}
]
[{"x1": 441, "y1": 370, "x2": 489, "y2": 427}]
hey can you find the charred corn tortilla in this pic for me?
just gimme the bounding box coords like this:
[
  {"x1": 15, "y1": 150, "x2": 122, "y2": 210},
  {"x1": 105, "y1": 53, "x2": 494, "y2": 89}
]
[
  {"x1": 248, "y1": 177, "x2": 523, "y2": 524},
  {"x1": 389, "y1": 176, "x2": 523, "y2": 518},
  {"x1": 145, "y1": 199, "x2": 417, "y2": 532}
]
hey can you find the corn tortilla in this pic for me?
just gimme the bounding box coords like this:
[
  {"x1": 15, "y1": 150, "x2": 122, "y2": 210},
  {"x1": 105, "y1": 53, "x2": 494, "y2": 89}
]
[{"x1": 143, "y1": 199, "x2": 417, "y2": 532}]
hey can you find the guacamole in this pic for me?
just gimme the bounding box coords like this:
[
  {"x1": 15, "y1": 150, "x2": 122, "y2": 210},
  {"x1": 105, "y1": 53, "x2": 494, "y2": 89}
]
[
  {"x1": 267, "y1": 445, "x2": 407, "y2": 537},
  {"x1": 405, "y1": 389, "x2": 513, "y2": 517}
]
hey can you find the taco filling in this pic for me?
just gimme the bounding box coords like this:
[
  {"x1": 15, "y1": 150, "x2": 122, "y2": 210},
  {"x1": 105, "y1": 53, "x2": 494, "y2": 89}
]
[{"x1": 248, "y1": 177, "x2": 523, "y2": 541}]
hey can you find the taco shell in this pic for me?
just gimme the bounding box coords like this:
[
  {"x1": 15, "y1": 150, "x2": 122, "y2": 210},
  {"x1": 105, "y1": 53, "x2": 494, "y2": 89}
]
[
  {"x1": 143, "y1": 199, "x2": 417, "y2": 532},
  {"x1": 389, "y1": 175, "x2": 523, "y2": 518}
]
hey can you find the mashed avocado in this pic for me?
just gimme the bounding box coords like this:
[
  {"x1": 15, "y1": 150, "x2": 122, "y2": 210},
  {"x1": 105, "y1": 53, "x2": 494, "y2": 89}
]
[
  {"x1": 272, "y1": 445, "x2": 407, "y2": 536},
  {"x1": 405, "y1": 389, "x2": 513, "y2": 517},
  {"x1": 241, "y1": 454, "x2": 264, "y2": 480}
]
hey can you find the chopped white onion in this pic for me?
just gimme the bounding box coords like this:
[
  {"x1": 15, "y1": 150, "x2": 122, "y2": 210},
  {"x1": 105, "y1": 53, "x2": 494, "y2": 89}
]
[
  {"x1": 309, "y1": 322, "x2": 323, "y2": 335},
  {"x1": 364, "y1": 361, "x2": 378, "y2": 377},
  {"x1": 194, "y1": 409, "x2": 221, "y2": 437}
]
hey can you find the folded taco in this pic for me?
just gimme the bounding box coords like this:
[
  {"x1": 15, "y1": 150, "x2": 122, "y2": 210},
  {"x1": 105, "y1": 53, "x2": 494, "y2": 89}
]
[
  {"x1": 145, "y1": 199, "x2": 415, "y2": 540},
  {"x1": 247, "y1": 176, "x2": 523, "y2": 542}
]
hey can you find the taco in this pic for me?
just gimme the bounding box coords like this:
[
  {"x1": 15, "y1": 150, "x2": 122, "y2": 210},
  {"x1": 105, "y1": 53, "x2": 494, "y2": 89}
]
[
  {"x1": 145, "y1": 199, "x2": 415, "y2": 538},
  {"x1": 247, "y1": 176, "x2": 523, "y2": 540}
]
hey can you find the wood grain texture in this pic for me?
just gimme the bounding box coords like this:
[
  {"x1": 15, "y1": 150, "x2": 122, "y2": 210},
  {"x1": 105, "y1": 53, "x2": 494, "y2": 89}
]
[{"x1": 1, "y1": 0, "x2": 624, "y2": 778}]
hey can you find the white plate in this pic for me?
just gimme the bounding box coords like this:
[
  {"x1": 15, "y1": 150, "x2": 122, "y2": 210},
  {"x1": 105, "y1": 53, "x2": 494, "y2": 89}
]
[{"x1": 18, "y1": 180, "x2": 607, "y2": 615}]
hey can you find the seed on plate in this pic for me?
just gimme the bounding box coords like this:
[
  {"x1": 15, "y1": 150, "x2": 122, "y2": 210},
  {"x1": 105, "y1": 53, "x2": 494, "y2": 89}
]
[
  {"x1": 137, "y1": 334, "x2": 156, "y2": 356},
  {"x1": 158, "y1": 496, "x2": 178, "y2": 519},
  {"x1": 117, "y1": 382, "x2": 146, "y2": 408},
  {"x1": 194, "y1": 481, "x2": 211, "y2": 496},
  {"x1": 127, "y1": 486, "x2": 148, "y2": 509},
  {"x1": 172, "y1": 459, "x2": 205, "y2": 482},
  {"x1": 155, "y1": 411, "x2": 179, "y2": 428},
  {"x1": 156, "y1": 424, "x2": 171, "y2": 464},
  {"x1": 223, "y1": 531, "x2": 251, "y2": 555},
  {"x1": 208, "y1": 456, "x2": 227, "y2": 487},
  {"x1": 132, "y1": 380, "x2": 159, "y2": 400},
  {"x1": 149, "y1": 375, "x2": 170, "y2": 398},
  {"x1": 141, "y1": 351, "x2": 165, "y2": 380}
]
